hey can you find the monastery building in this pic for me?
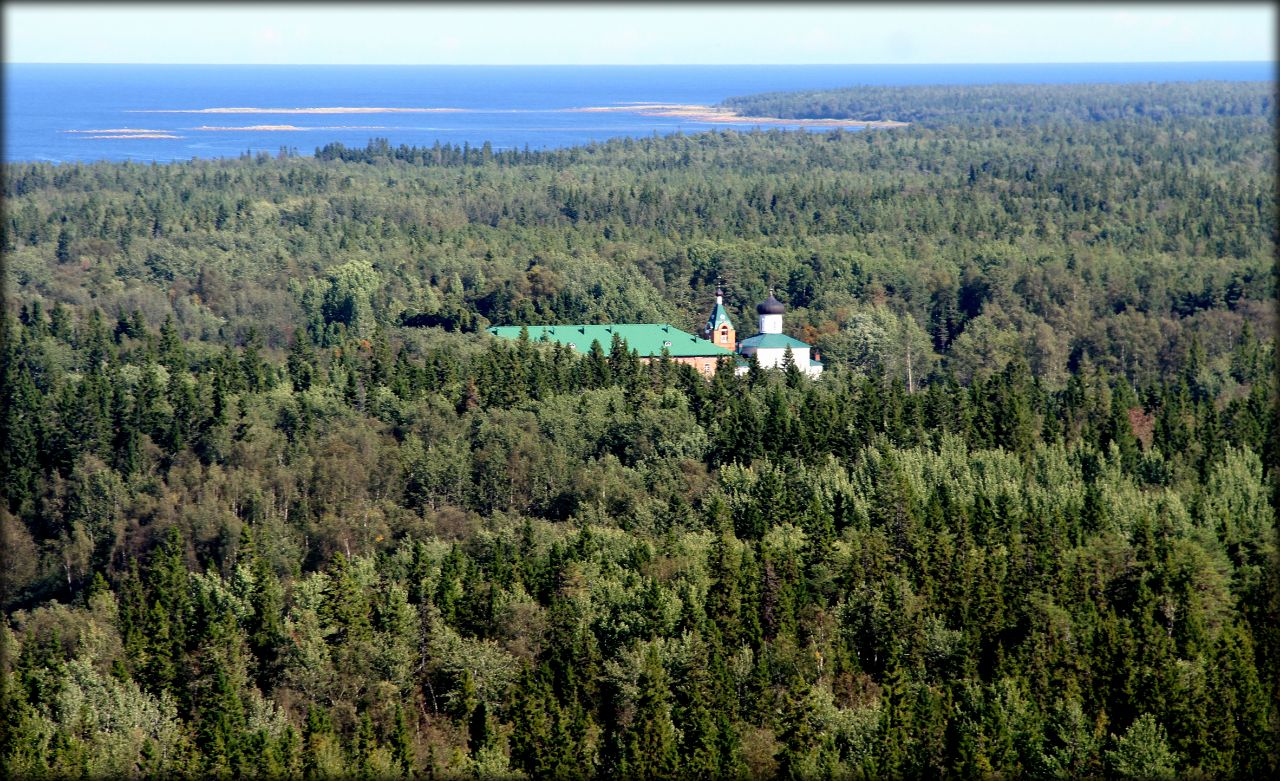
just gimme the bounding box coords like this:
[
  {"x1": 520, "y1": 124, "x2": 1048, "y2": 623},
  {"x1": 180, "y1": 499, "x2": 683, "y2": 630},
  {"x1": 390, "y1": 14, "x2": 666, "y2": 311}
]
[{"x1": 488, "y1": 289, "x2": 823, "y2": 377}]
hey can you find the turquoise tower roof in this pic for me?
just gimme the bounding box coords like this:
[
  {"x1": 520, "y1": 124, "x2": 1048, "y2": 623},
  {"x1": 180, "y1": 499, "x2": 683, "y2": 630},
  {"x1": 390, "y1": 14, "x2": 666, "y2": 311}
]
[
  {"x1": 706, "y1": 302, "x2": 733, "y2": 333},
  {"x1": 705, "y1": 287, "x2": 734, "y2": 334}
]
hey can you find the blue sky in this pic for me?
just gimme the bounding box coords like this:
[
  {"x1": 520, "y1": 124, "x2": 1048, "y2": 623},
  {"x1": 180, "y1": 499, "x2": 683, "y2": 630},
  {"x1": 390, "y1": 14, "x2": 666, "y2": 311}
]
[{"x1": 4, "y1": 3, "x2": 1274, "y2": 65}]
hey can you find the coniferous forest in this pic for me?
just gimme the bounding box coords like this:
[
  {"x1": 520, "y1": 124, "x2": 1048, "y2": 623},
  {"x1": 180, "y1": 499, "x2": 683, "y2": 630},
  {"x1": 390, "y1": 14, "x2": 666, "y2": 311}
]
[{"x1": 1, "y1": 79, "x2": 1277, "y2": 779}]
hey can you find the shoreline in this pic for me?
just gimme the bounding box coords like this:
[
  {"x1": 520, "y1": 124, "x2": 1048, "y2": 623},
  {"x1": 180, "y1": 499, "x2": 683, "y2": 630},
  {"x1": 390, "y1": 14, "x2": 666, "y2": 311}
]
[{"x1": 572, "y1": 103, "x2": 909, "y2": 128}]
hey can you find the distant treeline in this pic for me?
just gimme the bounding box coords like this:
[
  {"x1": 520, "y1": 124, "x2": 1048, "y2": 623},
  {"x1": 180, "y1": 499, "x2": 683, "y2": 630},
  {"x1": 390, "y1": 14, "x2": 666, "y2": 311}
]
[{"x1": 719, "y1": 79, "x2": 1275, "y2": 127}]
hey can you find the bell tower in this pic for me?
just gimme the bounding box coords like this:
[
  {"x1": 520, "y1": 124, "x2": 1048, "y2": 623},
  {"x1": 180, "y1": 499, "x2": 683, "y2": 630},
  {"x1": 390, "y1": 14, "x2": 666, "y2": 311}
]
[{"x1": 705, "y1": 286, "x2": 736, "y2": 349}]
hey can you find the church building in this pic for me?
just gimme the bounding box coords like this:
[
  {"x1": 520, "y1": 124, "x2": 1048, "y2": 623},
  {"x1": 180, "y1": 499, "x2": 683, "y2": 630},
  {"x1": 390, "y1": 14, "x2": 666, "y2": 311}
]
[{"x1": 704, "y1": 289, "x2": 824, "y2": 377}]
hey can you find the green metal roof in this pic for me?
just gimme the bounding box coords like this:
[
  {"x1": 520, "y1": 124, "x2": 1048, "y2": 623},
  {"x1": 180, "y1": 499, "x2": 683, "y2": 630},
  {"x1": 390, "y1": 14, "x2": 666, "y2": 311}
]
[
  {"x1": 705, "y1": 302, "x2": 734, "y2": 333},
  {"x1": 738, "y1": 332, "x2": 812, "y2": 350},
  {"x1": 488, "y1": 324, "x2": 737, "y2": 358}
]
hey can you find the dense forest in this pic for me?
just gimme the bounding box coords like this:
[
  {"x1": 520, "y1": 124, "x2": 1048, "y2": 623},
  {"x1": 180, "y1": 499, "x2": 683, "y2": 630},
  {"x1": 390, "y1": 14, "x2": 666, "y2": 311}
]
[
  {"x1": 719, "y1": 79, "x2": 1274, "y2": 127},
  {"x1": 1, "y1": 79, "x2": 1276, "y2": 779}
]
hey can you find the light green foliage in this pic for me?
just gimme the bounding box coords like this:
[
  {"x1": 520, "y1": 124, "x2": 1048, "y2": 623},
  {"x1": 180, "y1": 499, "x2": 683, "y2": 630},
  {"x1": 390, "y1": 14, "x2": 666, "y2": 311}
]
[
  {"x1": 1200, "y1": 447, "x2": 1271, "y2": 558},
  {"x1": 282, "y1": 573, "x2": 337, "y2": 702},
  {"x1": 1037, "y1": 698, "x2": 1102, "y2": 778},
  {"x1": 18, "y1": 657, "x2": 184, "y2": 778},
  {"x1": 1107, "y1": 714, "x2": 1179, "y2": 779},
  {"x1": 427, "y1": 609, "x2": 520, "y2": 713},
  {"x1": 948, "y1": 303, "x2": 1037, "y2": 384},
  {"x1": 819, "y1": 303, "x2": 935, "y2": 389}
]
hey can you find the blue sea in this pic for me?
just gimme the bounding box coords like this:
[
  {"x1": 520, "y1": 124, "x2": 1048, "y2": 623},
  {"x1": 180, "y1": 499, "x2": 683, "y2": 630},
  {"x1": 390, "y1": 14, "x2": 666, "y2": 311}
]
[{"x1": 4, "y1": 62, "x2": 1273, "y2": 164}]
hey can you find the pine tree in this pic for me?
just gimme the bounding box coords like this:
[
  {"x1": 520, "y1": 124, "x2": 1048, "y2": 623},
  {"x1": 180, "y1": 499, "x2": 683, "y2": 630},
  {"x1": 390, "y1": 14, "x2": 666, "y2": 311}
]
[
  {"x1": 1204, "y1": 623, "x2": 1275, "y2": 777},
  {"x1": 278, "y1": 725, "x2": 303, "y2": 779},
  {"x1": 288, "y1": 333, "x2": 316, "y2": 392},
  {"x1": 620, "y1": 646, "x2": 680, "y2": 780},
  {"x1": 245, "y1": 533, "x2": 286, "y2": 692},
  {"x1": 344, "y1": 367, "x2": 363, "y2": 411},
  {"x1": 82, "y1": 308, "x2": 110, "y2": 370},
  {"x1": 241, "y1": 327, "x2": 268, "y2": 394},
  {"x1": 391, "y1": 704, "x2": 415, "y2": 778},
  {"x1": 775, "y1": 674, "x2": 819, "y2": 781},
  {"x1": 48, "y1": 301, "x2": 73, "y2": 342},
  {"x1": 165, "y1": 369, "x2": 198, "y2": 454},
  {"x1": 0, "y1": 349, "x2": 41, "y2": 515},
  {"x1": 55, "y1": 227, "x2": 72, "y2": 263},
  {"x1": 323, "y1": 552, "x2": 371, "y2": 645},
  {"x1": 874, "y1": 663, "x2": 911, "y2": 779},
  {"x1": 674, "y1": 643, "x2": 727, "y2": 779},
  {"x1": 746, "y1": 352, "x2": 764, "y2": 387},
  {"x1": 368, "y1": 324, "x2": 393, "y2": 387},
  {"x1": 782, "y1": 346, "x2": 803, "y2": 387},
  {"x1": 508, "y1": 664, "x2": 555, "y2": 777},
  {"x1": 352, "y1": 712, "x2": 376, "y2": 779},
  {"x1": 585, "y1": 339, "x2": 611, "y2": 389},
  {"x1": 143, "y1": 528, "x2": 191, "y2": 696},
  {"x1": 706, "y1": 500, "x2": 743, "y2": 646},
  {"x1": 158, "y1": 315, "x2": 186, "y2": 375},
  {"x1": 303, "y1": 705, "x2": 341, "y2": 781},
  {"x1": 110, "y1": 373, "x2": 140, "y2": 477},
  {"x1": 803, "y1": 492, "x2": 835, "y2": 569},
  {"x1": 196, "y1": 663, "x2": 247, "y2": 778}
]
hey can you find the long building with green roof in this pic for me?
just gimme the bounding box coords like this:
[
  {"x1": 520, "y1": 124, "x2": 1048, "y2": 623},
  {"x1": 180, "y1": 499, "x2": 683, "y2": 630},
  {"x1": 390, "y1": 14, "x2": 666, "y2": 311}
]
[{"x1": 487, "y1": 323, "x2": 736, "y2": 376}]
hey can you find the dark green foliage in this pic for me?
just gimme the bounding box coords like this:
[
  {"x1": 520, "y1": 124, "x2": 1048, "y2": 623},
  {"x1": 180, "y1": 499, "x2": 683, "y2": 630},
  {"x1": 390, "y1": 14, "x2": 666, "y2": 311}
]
[
  {"x1": 619, "y1": 646, "x2": 680, "y2": 780},
  {"x1": 0, "y1": 78, "x2": 1275, "y2": 779}
]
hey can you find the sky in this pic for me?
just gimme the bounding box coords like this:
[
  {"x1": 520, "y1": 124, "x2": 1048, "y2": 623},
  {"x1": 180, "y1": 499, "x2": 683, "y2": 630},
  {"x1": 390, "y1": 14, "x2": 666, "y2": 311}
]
[{"x1": 4, "y1": 3, "x2": 1275, "y2": 65}]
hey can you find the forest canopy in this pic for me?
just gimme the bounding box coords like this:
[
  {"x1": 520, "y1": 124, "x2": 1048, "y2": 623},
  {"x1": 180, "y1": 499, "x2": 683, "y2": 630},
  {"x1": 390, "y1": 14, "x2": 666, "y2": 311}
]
[{"x1": 1, "y1": 78, "x2": 1276, "y2": 779}]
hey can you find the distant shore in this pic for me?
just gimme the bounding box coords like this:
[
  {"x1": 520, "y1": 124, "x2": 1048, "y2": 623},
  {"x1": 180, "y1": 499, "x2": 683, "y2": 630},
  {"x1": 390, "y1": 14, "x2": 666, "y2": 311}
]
[{"x1": 573, "y1": 103, "x2": 909, "y2": 128}]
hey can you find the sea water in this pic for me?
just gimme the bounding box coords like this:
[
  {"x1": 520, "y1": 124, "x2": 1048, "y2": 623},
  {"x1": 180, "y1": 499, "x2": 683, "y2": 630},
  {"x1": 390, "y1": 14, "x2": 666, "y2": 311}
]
[{"x1": 4, "y1": 62, "x2": 1272, "y2": 164}]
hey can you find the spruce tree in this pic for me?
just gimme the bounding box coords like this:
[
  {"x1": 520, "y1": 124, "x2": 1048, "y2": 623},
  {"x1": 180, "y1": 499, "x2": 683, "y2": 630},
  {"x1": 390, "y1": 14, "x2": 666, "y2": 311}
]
[
  {"x1": 391, "y1": 704, "x2": 415, "y2": 778},
  {"x1": 620, "y1": 646, "x2": 679, "y2": 780}
]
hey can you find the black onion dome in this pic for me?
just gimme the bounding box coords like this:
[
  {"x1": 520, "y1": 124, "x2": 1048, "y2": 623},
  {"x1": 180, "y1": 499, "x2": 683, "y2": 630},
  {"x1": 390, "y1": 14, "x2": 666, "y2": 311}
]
[{"x1": 756, "y1": 294, "x2": 785, "y2": 315}]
